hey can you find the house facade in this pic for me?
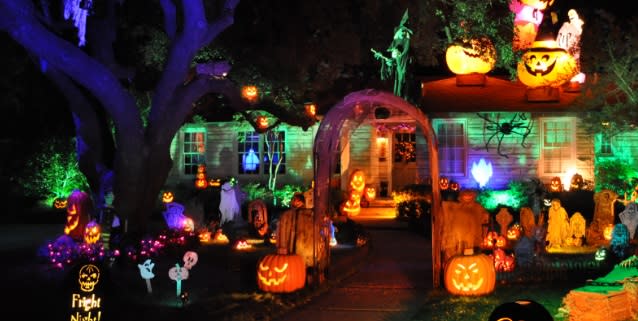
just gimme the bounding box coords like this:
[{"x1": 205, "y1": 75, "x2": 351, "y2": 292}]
[{"x1": 167, "y1": 76, "x2": 638, "y2": 196}]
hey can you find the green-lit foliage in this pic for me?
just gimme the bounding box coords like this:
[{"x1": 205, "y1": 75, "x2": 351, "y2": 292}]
[
  {"x1": 435, "y1": 0, "x2": 519, "y2": 78},
  {"x1": 594, "y1": 158, "x2": 638, "y2": 195},
  {"x1": 272, "y1": 184, "x2": 304, "y2": 208},
  {"x1": 241, "y1": 182, "x2": 304, "y2": 208},
  {"x1": 19, "y1": 138, "x2": 89, "y2": 206},
  {"x1": 477, "y1": 181, "x2": 527, "y2": 211}
]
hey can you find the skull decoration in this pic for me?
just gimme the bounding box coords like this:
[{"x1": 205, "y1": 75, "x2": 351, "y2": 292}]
[
  {"x1": 78, "y1": 264, "x2": 100, "y2": 292},
  {"x1": 183, "y1": 251, "x2": 198, "y2": 270}
]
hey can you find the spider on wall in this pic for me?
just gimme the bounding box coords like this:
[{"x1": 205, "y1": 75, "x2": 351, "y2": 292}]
[{"x1": 477, "y1": 113, "x2": 533, "y2": 158}]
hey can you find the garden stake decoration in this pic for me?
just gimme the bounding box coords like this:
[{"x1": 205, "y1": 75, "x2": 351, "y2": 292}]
[
  {"x1": 168, "y1": 263, "x2": 189, "y2": 297},
  {"x1": 137, "y1": 259, "x2": 155, "y2": 294},
  {"x1": 183, "y1": 251, "x2": 198, "y2": 270}
]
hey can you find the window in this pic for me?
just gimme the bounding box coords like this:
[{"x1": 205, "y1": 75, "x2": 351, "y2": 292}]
[
  {"x1": 434, "y1": 119, "x2": 466, "y2": 176},
  {"x1": 238, "y1": 131, "x2": 286, "y2": 175},
  {"x1": 394, "y1": 132, "x2": 416, "y2": 162},
  {"x1": 596, "y1": 133, "x2": 613, "y2": 156},
  {"x1": 540, "y1": 118, "x2": 576, "y2": 175},
  {"x1": 183, "y1": 130, "x2": 206, "y2": 175}
]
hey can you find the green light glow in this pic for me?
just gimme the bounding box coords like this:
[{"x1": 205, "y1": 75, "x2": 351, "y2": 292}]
[{"x1": 477, "y1": 181, "x2": 526, "y2": 211}]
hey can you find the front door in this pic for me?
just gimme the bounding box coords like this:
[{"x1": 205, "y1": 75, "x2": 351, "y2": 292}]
[{"x1": 392, "y1": 132, "x2": 417, "y2": 192}]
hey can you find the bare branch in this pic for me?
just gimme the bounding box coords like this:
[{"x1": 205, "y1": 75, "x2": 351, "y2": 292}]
[{"x1": 159, "y1": 0, "x2": 177, "y2": 40}]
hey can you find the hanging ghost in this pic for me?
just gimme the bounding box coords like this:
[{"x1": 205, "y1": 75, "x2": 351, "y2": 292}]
[{"x1": 219, "y1": 181, "x2": 241, "y2": 225}]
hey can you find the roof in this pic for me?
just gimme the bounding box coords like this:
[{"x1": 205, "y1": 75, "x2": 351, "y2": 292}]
[{"x1": 418, "y1": 76, "x2": 583, "y2": 113}]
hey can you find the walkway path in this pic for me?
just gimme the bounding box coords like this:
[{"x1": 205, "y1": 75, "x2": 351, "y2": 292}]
[{"x1": 277, "y1": 207, "x2": 433, "y2": 321}]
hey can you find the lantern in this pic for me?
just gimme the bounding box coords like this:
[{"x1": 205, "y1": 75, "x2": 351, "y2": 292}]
[
  {"x1": 162, "y1": 191, "x2": 174, "y2": 204},
  {"x1": 304, "y1": 102, "x2": 316, "y2": 117},
  {"x1": 439, "y1": 177, "x2": 450, "y2": 191},
  {"x1": 241, "y1": 85, "x2": 258, "y2": 103},
  {"x1": 445, "y1": 37, "x2": 496, "y2": 75},
  {"x1": 517, "y1": 40, "x2": 578, "y2": 88},
  {"x1": 83, "y1": 221, "x2": 101, "y2": 244},
  {"x1": 444, "y1": 249, "x2": 496, "y2": 296},
  {"x1": 549, "y1": 176, "x2": 562, "y2": 192},
  {"x1": 256, "y1": 115, "x2": 269, "y2": 130},
  {"x1": 256, "y1": 249, "x2": 306, "y2": 293},
  {"x1": 53, "y1": 197, "x2": 68, "y2": 209}
]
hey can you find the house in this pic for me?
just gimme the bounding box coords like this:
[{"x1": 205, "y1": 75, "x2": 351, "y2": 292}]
[{"x1": 166, "y1": 75, "x2": 638, "y2": 198}]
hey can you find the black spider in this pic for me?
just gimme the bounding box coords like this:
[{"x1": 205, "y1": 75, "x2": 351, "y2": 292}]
[{"x1": 477, "y1": 113, "x2": 533, "y2": 158}]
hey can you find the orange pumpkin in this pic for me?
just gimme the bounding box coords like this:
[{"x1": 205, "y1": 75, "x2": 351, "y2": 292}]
[
  {"x1": 53, "y1": 197, "x2": 68, "y2": 209},
  {"x1": 256, "y1": 249, "x2": 306, "y2": 293},
  {"x1": 517, "y1": 40, "x2": 578, "y2": 88},
  {"x1": 162, "y1": 191, "x2": 174, "y2": 203},
  {"x1": 83, "y1": 221, "x2": 101, "y2": 244},
  {"x1": 506, "y1": 224, "x2": 522, "y2": 241},
  {"x1": 444, "y1": 249, "x2": 496, "y2": 296},
  {"x1": 570, "y1": 173, "x2": 583, "y2": 191},
  {"x1": 349, "y1": 170, "x2": 366, "y2": 194},
  {"x1": 439, "y1": 177, "x2": 450, "y2": 191},
  {"x1": 256, "y1": 115, "x2": 269, "y2": 130},
  {"x1": 242, "y1": 85, "x2": 258, "y2": 102},
  {"x1": 550, "y1": 176, "x2": 562, "y2": 192},
  {"x1": 64, "y1": 190, "x2": 93, "y2": 241},
  {"x1": 445, "y1": 37, "x2": 496, "y2": 75}
]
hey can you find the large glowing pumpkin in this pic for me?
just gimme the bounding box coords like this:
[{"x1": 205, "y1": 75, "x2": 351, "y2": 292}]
[
  {"x1": 83, "y1": 221, "x2": 101, "y2": 244},
  {"x1": 444, "y1": 249, "x2": 496, "y2": 296},
  {"x1": 64, "y1": 190, "x2": 93, "y2": 241},
  {"x1": 445, "y1": 37, "x2": 496, "y2": 75},
  {"x1": 242, "y1": 85, "x2": 258, "y2": 103},
  {"x1": 349, "y1": 170, "x2": 366, "y2": 194},
  {"x1": 256, "y1": 249, "x2": 306, "y2": 293},
  {"x1": 549, "y1": 176, "x2": 563, "y2": 192},
  {"x1": 517, "y1": 40, "x2": 578, "y2": 88}
]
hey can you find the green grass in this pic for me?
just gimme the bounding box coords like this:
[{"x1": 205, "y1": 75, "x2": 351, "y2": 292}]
[{"x1": 411, "y1": 281, "x2": 578, "y2": 321}]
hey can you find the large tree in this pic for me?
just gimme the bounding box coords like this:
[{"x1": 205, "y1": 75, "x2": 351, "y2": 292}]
[{"x1": 0, "y1": 0, "x2": 246, "y2": 236}]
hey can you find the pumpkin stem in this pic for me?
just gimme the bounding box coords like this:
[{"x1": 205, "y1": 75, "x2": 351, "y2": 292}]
[{"x1": 463, "y1": 248, "x2": 474, "y2": 255}]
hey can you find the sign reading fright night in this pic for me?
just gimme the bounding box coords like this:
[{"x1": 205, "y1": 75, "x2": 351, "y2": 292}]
[{"x1": 69, "y1": 264, "x2": 103, "y2": 321}]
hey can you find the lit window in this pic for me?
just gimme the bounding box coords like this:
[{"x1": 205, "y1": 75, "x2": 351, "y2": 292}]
[
  {"x1": 238, "y1": 131, "x2": 286, "y2": 175},
  {"x1": 434, "y1": 119, "x2": 467, "y2": 176},
  {"x1": 183, "y1": 130, "x2": 206, "y2": 175},
  {"x1": 393, "y1": 133, "x2": 416, "y2": 162},
  {"x1": 540, "y1": 118, "x2": 576, "y2": 175}
]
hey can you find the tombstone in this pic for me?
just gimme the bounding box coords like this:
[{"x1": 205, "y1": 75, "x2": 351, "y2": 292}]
[
  {"x1": 619, "y1": 203, "x2": 638, "y2": 239},
  {"x1": 496, "y1": 207, "x2": 513, "y2": 236},
  {"x1": 588, "y1": 189, "x2": 619, "y2": 245},
  {"x1": 519, "y1": 207, "x2": 536, "y2": 238}
]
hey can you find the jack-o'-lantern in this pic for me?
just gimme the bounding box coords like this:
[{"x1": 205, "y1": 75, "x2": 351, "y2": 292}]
[
  {"x1": 495, "y1": 235, "x2": 507, "y2": 248},
  {"x1": 241, "y1": 85, "x2": 258, "y2": 103},
  {"x1": 83, "y1": 221, "x2": 101, "y2": 244},
  {"x1": 340, "y1": 192, "x2": 361, "y2": 216},
  {"x1": 550, "y1": 176, "x2": 562, "y2": 192},
  {"x1": 483, "y1": 231, "x2": 499, "y2": 249},
  {"x1": 506, "y1": 224, "x2": 522, "y2": 240},
  {"x1": 234, "y1": 239, "x2": 253, "y2": 250},
  {"x1": 195, "y1": 164, "x2": 207, "y2": 189},
  {"x1": 209, "y1": 178, "x2": 221, "y2": 187},
  {"x1": 78, "y1": 264, "x2": 100, "y2": 292},
  {"x1": 304, "y1": 102, "x2": 316, "y2": 117},
  {"x1": 256, "y1": 249, "x2": 306, "y2": 293},
  {"x1": 570, "y1": 173, "x2": 583, "y2": 191},
  {"x1": 439, "y1": 177, "x2": 450, "y2": 191},
  {"x1": 444, "y1": 249, "x2": 496, "y2": 296},
  {"x1": 198, "y1": 229, "x2": 211, "y2": 242},
  {"x1": 445, "y1": 37, "x2": 496, "y2": 75},
  {"x1": 256, "y1": 115, "x2": 269, "y2": 130},
  {"x1": 491, "y1": 248, "x2": 516, "y2": 272},
  {"x1": 450, "y1": 181, "x2": 460, "y2": 192},
  {"x1": 182, "y1": 217, "x2": 195, "y2": 232},
  {"x1": 517, "y1": 40, "x2": 578, "y2": 88},
  {"x1": 349, "y1": 170, "x2": 366, "y2": 194},
  {"x1": 162, "y1": 191, "x2": 174, "y2": 203},
  {"x1": 364, "y1": 185, "x2": 377, "y2": 202},
  {"x1": 53, "y1": 197, "x2": 68, "y2": 209},
  {"x1": 64, "y1": 190, "x2": 93, "y2": 241},
  {"x1": 594, "y1": 247, "x2": 608, "y2": 261},
  {"x1": 213, "y1": 229, "x2": 229, "y2": 243}
]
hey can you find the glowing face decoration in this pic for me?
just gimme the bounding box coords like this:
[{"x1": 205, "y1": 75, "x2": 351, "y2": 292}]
[
  {"x1": 53, "y1": 198, "x2": 68, "y2": 209},
  {"x1": 445, "y1": 37, "x2": 496, "y2": 75},
  {"x1": 256, "y1": 115, "x2": 269, "y2": 129},
  {"x1": 258, "y1": 261, "x2": 288, "y2": 286},
  {"x1": 444, "y1": 252, "x2": 496, "y2": 296},
  {"x1": 137, "y1": 259, "x2": 155, "y2": 279},
  {"x1": 550, "y1": 176, "x2": 562, "y2": 192},
  {"x1": 256, "y1": 252, "x2": 306, "y2": 293},
  {"x1": 439, "y1": 177, "x2": 450, "y2": 191},
  {"x1": 183, "y1": 251, "x2": 198, "y2": 270},
  {"x1": 162, "y1": 191, "x2": 174, "y2": 203},
  {"x1": 83, "y1": 221, "x2": 101, "y2": 244},
  {"x1": 65, "y1": 204, "x2": 79, "y2": 235},
  {"x1": 242, "y1": 85, "x2": 258, "y2": 102},
  {"x1": 349, "y1": 170, "x2": 366, "y2": 193},
  {"x1": 78, "y1": 264, "x2": 100, "y2": 292},
  {"x1": 517, "y1": 41, "x2": 578, "y2": 88},
  {"x1": 451, "y1": 261, "x2": 484, "y2": 292}
]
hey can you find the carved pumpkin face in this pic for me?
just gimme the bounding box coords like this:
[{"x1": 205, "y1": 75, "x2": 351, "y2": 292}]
[
  {"x1": 517, "y1": 40, "x2": 578, "y2": 88},
  {"x1": 439, "y1": 177, "x2": 449, "y2": 190},
  {"x1": 450, "y1": 181, "x2": 460, "y2": 192},
  {"x1": 349, "y1": 170, "x2": 366, "y2": 193},
  {"x1": 570, "y1": 173, "x2": 583, "y2": 191},
  {"x1": 256, "y1": 251, "x2": 306, "y2": 293},
  {"x1": 365, "y1": 186, "x2": 376, "y2": 201},
  {"x1": 341, "y1": 192, "x2": 361, "y2": 216},
  {"x1": 83, "y1": 221, "x2": 101, "y2": 244},
  {"x1": 495, "y1": 235, "x2": 507, "y2": 248},
  {"x1": 78, "y1": 264, "x2": 100, "y2": 292},
  {"x1": 53, "y1": 197, "x2": 68, "y2": 209},
  {"x1": 550, "y1": 176, "x2": 562, "y2": 192},
  {"x1": 595, "y1": 247, "x2": 608, "y2": 261},
  {"x1": 483, "y1": 231, "x2": 499, "y2": 248},
  {"x1": 445, "y1": 37, "x2": 496, "y2": 75},
  {"x1": 235, "y1": 239, "x2": 253, "y2": 250},
  {"x1": 256, "y1": 115, "x2": 269, "y2": 129},
  {"x1": 198, "y1": 230, "x2": 211, "y2": 242},
  {"x1": 459, "y1": 190, "x2": 477, "y2": 203},
  {"x1": 208, "y1": 178, "x2": 221, "y2": 187},
  {"x1": 241, "y1": 85, "x2": 258, "y2": 102},
  {"x1": 444, "y1": 250, "x2": 496, "y2": 296},
  {"x1": 304, "y1": 102, "x2": 316, "y2": 117},
  {"x1": 162, "y1": 191, "x2": 174, "y2": 203},
  {"x1": 507, "y1": 224, "x2": 522, "y2": 240}
]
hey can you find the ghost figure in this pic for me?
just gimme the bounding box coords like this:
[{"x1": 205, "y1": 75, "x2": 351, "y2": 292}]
[
  {"x1": 137, "y1": 259, "x2": 155, "y2": 280},
  {"x1": 220, "y1": 182, "x2": 241, "y2": 225},
  {"x1": 557, "y1": 9, "x2": 585, "y2": 83},
  {"x1": 619, "y1": 203, "x2": 638, "y2": 239}
]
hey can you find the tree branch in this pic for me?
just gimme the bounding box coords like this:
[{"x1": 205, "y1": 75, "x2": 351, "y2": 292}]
[{"x1": 159, "y1": 0, "x2": 177, "y2": 40}]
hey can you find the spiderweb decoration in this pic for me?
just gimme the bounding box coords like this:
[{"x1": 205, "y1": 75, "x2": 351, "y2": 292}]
[
  {"x1": 63, "y1": 0, "x2": 92, "y2": 47},
  {"x1": 477, "y1": 113, "x2": 533, "y2": 158}
]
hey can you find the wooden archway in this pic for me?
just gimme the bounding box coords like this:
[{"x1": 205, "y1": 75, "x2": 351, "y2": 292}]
[{"x1": 312, "y1": 89, "x2": 443, "y2": 288}]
